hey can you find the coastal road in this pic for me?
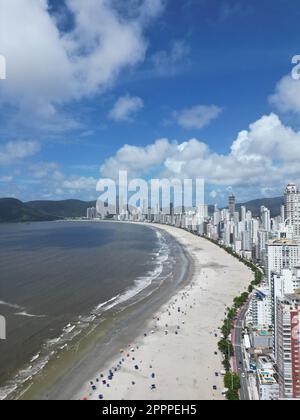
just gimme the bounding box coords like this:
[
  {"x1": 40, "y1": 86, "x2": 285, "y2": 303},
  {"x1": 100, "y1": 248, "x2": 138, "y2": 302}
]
[{"x1": 232, "y1": 303, "x2": 250, "y2": 401}]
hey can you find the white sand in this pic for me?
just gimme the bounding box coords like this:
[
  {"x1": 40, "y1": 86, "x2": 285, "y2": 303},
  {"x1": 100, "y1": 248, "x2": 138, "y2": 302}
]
[{"x1": 77, "y1": 224, "x2": 252, "y2": 401}]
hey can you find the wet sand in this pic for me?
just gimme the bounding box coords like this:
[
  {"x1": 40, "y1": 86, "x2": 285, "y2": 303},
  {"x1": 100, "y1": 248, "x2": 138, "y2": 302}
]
[
  {"x1": 76, "y1": 224, "x2": 252, "y2": 401},
  {"x1": 19, "y1": 223, "x2": 191, "y2": 400}
]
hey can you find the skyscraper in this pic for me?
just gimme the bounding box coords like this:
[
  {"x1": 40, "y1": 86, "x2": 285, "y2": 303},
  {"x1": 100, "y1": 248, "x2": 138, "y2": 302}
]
[
  {"x1": 284, "y1": 183, "x2": 300, "y2": 238},
  {"x1": 229, "y1": 193, "x2": 236, "y2": 218},
  {"x1": 276, "y1": 294, "x2": 300, "y2": 399}
]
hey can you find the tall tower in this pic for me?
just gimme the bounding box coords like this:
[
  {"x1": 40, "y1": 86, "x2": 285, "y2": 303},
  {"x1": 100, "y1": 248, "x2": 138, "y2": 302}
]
[
  {"x1": 284, "y1": 183, "x2": 300, "y2": 238},
  {"x1": 229, "y1": 193, "x2": 236, "y2": 218}
]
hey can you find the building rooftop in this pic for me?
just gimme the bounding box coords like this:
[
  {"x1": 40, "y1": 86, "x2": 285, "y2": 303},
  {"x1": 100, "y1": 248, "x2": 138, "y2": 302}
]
[
  {"x1": 268, "y1": 238, "x2": 298, "y2": 246},
  {"x1": 257, "y1": 369, "x2": 278, "y2": 386},
  {"x1": 282, "y1": 293, "x2": 300, "y2": 302}
]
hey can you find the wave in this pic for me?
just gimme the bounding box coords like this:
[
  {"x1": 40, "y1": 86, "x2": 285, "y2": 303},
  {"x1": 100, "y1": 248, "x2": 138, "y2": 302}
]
[
  {"x1": 0, "y1": 228, "x2": 172, "y2": 400},
  {"x1": 0, "y1": 301, "x2": 23, "y2": 310},
  {"x1": 14, "y1": 312, "x2": 46, "y2": 319},
  {"x1": 91, "y1": 229, "x2": 169, "y2": 314},
  {"x1": 0, "y1": 301, "x2": 45, "y2": 319}
]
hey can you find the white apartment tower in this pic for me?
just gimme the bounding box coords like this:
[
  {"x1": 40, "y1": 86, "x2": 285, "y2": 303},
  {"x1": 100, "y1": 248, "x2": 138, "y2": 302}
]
[
  {"x1": 266, "y1": 239, "x2": 300, "y2": 285},
  {"x1": 284, "y1": 183, "x2": 300, "y2": 238}
]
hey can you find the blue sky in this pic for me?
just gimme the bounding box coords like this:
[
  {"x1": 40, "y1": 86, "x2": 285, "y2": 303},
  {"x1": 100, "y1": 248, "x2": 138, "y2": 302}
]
[{"x1": 0, "y1": 0, "x2": 300, "y2": 204}]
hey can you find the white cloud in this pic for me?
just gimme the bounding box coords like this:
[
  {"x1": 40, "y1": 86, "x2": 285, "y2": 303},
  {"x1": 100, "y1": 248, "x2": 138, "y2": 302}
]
[
  {"x1": 173, "y1": 105, "x2": 222, "y2": 129},
  {"x1": 108, "y1": 95, "x2": 144, "y2": 122},
  {"x1": 100, "y1": 113, "x2": 300, "y2": 192},
  {"x1": 0, "y1": 0, "x2": 164, "y2": 117},
  {"x1": 0, "y1": 141, "x2": 40, "y2": 165},
  {"x1": 30, "y1": 162, "x2": 59, "y2": 179},
  {"x1": 269, "y1": 74, "x2": 300, "y2": 114},
  {"x1": 100, "y1": 138, "x2": 172, "y2": 178},
  {"x1": 62, "y1": 176, "x2": 97, "y2": 191},
  {"x1": 151, "y1": 40, "x2": 190, "y2": 76}
]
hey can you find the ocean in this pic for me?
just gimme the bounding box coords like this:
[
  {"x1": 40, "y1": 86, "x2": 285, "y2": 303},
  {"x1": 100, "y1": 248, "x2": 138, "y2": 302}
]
[{"x1": 0, "y1": 221, "x2": 188, "y2": 400}]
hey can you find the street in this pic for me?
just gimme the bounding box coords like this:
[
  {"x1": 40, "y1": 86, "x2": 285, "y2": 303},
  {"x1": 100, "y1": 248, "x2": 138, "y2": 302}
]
[{"x1": 232, "y1": 303, "x2": 250, "y2": 401}]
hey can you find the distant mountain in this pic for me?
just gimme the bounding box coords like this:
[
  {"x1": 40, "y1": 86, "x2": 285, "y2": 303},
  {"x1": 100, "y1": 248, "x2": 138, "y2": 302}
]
[
  {"x1": 0, "y1": 196, "x2": 284, "y2": 223},
  {"x1": 237, "y1": 197, "x2": 283, "y2": 218},
  {"x1": 0, "y1": 198, "x2": 58, "y2": 223},
  {"x1": 209, "y1": 196, "x2": 284, "y2": 218},
  {"x1": 26, "y1": 199, "x2": 96, "y2": 219}
]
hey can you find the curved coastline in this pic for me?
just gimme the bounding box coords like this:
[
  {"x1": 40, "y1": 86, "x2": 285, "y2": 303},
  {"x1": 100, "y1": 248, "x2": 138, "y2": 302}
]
[
  {"x1": 75, "y1": 223, "x2": 252, "y2": 401},
  {"x1": 13, "y1": 221, "x2": 252, "y2": 400},
  {"x1": 17, "y1": 221, "x2": 192, "y2": 400}
]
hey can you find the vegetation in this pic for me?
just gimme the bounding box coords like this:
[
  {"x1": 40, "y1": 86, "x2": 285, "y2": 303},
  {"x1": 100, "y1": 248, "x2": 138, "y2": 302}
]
[
  {"x1": 224, "y1": 372, "x2": 241, "y2": 400},
  {"x1": 201, "y1": 233, "x2": 263, "y2": 401},
  {"x1": 0, "y1": 198, "x2": 59, "y2": 223},
  {"x1": 0, "y1": 198, "x2": 98, "y2": 223}
]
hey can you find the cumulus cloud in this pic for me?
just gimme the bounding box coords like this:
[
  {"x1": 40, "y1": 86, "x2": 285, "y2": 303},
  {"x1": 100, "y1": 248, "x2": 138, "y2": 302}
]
[
  {"x1": 108, "y1": 95, "x2": 144, "y2": 122},
  {"x1": 100, "y1": 138, "x2": 172, "y2": 178},
  {"x1": 173, "y1": 105, "x2": 222, "y2": 129},
  {"x1": 0, "y1": 141, "x2": 40, "y2": 165},
  {"x1": 269, "y1": 74, "x2": 300, "y2": 114},
  {"x1": 100, "y1": 113, "x2": 300, "y2": 192},
  {"x1": 0, "y1": 0, "x2": 164, "y2": 117}
]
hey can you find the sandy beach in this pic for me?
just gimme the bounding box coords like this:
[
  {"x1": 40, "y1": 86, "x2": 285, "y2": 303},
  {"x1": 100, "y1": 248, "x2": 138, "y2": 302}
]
[{"x1": 76, "y1": 224, "x2": 252, "y2": 401}]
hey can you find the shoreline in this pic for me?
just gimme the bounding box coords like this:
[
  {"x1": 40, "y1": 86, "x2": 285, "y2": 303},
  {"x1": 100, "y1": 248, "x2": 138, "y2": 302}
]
[
  {"x1": 74, "y1": 223, "x2": 252, "y2": 401},
  {"x1": 16, "y1": 222, "x2": 192, "y2": 400},
  {"x1": 11, "y1": 221, "x2": 253, "y2": 400}
]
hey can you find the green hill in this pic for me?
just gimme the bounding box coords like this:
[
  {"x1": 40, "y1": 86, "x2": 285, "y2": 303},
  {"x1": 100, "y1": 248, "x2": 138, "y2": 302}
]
[
  {"x1": 0, "y1": 198, "x2": 58, "y2": 223},
  {"x1": 26, "y1": 199, "x2": 96, "y2": 219}
]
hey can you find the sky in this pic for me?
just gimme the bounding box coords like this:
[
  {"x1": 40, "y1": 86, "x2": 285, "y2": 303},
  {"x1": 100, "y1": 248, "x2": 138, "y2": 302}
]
[{"x1": 0, "y1": 0, "x2": 300, "y2": 205}]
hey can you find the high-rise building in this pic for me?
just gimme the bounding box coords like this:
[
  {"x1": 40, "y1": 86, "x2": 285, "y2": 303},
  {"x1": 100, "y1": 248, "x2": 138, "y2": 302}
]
[
  {"x1": 266, "y1": 239, "x2": 300, "y2": 285},
  {"x1": 276, "y1": 294, "x2": 300, "y2": 399},
  {"x1": 261, "y1": 206, "x2": 271, "y2": 232},
  {"x1": 250, "y1": 287, "x2": 272, "y2": 330},
  {"x1": 241, "y1": 205, "x2": 246, "y2": 222},
  {"x1": 284, "y1": 183, "x2": 300, "y2": 238},
  {"x1": 229, "y1": 193, "x2": 236, "y2": 218},
  {"x1": 271, "y1": 268, "x2": 300, "y2": 359}
]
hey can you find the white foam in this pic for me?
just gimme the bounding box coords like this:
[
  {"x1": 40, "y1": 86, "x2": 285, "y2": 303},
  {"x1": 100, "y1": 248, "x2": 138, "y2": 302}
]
[
  {"x1": 0, "y1": 228, "x2": 172, "y2": 400},
  {"x1": 0, "y1": 300, "x2": 23, "y2": 310},
  {"x1": 14, "y1": 312, "x2": 45, "y2": 318}
]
